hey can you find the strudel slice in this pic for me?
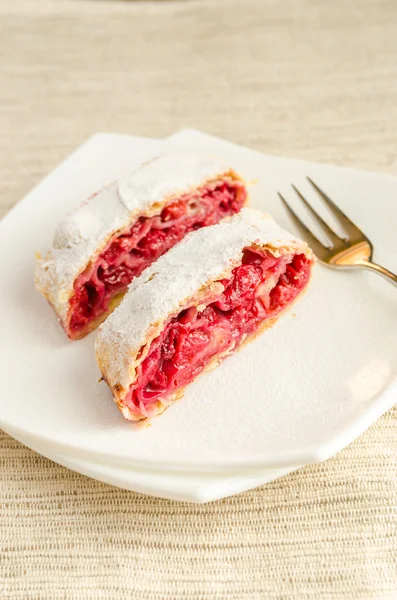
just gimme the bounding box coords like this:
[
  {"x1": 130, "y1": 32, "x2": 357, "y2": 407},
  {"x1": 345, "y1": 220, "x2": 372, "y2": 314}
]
[
  {"x1": 35, "y1": 154, "x2": 247, "y2": 339},
  {"x1": 95, "y1": 208, "x2": 315, "y2": 421}
]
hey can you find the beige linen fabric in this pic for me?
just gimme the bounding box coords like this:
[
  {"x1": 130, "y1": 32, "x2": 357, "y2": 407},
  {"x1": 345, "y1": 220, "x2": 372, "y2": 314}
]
[{"x1": 1, "y1": 0, "x2": 397, "y2": 598}]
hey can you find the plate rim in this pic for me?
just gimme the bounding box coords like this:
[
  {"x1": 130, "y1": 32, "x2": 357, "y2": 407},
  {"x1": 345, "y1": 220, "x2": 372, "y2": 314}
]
[
  {"x1": 2, "y1": 379, "x2": 396, "y2": 473},
  {"x1": 3, "y1": 426, "x2": 300, "y2": 503}
]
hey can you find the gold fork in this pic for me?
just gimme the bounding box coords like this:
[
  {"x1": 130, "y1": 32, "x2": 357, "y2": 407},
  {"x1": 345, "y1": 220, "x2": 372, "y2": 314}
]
[{"x1": 279, "y1": 177, "x2": 397, "y2": 286}]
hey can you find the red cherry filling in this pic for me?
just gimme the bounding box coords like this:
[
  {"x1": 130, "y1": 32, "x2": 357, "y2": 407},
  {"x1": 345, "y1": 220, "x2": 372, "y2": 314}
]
[
  {"x1": 68, "y1": 179, "x2": 246, "y2": 337},
  {"x1": 124, "y1": 249, "x2": 312, "y2": 416}
]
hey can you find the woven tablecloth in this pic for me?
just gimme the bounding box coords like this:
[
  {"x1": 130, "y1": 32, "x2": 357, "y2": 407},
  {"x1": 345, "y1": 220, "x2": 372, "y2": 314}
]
[{"x1": 1, "y1": 1, "x2": 397, "y2": 598}]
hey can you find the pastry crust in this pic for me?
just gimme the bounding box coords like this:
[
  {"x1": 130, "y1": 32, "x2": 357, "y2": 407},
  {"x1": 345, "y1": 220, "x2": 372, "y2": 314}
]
[
  {"x1": 35, "y1": 153, "x2": 245, "y2": 335},
  {"x1": 95, "y1": 208, "x2": 314, "y2": 421}
]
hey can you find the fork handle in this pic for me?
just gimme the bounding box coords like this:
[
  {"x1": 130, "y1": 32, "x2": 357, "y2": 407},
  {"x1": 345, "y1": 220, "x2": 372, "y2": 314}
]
[{"x1": 357, "y1": 261, "x2": 397, "y2": 286}]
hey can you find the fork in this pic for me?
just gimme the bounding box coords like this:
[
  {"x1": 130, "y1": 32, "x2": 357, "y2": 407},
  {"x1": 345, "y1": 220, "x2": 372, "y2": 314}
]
[{"x1": 278, "y1": 178, "x2": 397, "y2": 286}]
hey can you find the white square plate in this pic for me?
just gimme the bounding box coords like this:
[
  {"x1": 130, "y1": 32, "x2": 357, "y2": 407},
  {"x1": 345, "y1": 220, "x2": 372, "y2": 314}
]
[{"x1": 1, "y1": 129, "x2": 396, "y2": 476}]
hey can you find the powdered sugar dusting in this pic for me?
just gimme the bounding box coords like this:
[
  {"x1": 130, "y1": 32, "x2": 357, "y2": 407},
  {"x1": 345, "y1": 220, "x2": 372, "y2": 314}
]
[
  {"x1": 118, "y1": 154, "x2": 230, "y2": 211},
  {"x1": 95, "y1": 208, "x2": 313, "y2": 396},
  {"x1": 35, "y1": 153, "x2": 232, "y2": 327}
]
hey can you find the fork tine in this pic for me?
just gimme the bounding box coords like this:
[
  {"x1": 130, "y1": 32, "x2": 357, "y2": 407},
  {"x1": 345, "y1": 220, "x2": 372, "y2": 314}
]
[
  {"x1": 291, "y1": 184, "x2": 344, "y2": 248},
  {"x1": 306, "y1": 177, "x2": 366, "y2": 240},
  {"x1": 278, "y1": 192, "x2": 330, "y2": 260}
]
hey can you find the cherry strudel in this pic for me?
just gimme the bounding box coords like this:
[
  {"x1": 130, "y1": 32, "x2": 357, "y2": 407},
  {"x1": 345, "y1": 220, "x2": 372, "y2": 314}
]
[
  {"x1": 35, "y1": 154, "x2": 247, "y2": 339},
  {"x1": 95, "y1": 208, "x2": 315, "y2": 422}
]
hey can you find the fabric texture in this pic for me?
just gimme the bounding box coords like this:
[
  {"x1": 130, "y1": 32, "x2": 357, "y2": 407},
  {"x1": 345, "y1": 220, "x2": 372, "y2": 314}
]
[{"x1": 1, "y1": 0, "x2": 397, "y2": 598}]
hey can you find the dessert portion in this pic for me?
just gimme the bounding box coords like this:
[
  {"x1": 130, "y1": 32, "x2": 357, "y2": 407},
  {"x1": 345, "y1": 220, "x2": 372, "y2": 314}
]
[
  {"x1": 95, "y1": 208, "x2": 315, "y2": 422},
  {"x1": 35, "y1": 154, "x2": 247, "y2": 339}
]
